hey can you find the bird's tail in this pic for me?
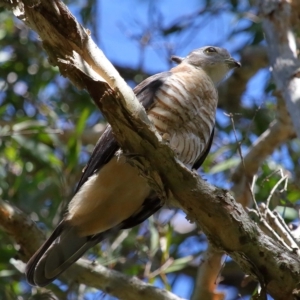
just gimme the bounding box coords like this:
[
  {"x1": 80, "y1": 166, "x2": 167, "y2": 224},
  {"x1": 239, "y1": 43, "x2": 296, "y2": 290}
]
[{"x1": 25, "y1": 221, "x2": 104, "y2": 287}]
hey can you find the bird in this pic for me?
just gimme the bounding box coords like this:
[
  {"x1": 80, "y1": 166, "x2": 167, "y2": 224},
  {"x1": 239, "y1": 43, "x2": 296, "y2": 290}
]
[{"x1": 26, "y1": 46, "x2": 240, "y2": 286}]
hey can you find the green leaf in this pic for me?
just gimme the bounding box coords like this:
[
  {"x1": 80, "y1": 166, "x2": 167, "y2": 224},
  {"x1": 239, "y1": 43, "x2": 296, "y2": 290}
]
[
  {"x1": 149, "y1": 217, "x2": 159, "y2": 255},
  {"x1": 12, "y1": 120, "x2": 47, "y2": 132},
  {"x1": 66, "y1": 108, "x2": 90, "y2": 170},
  {"x1": 165, "y1": 255, "x2": 194, "y2": 273},
  {"x1": 275, "y1": 206, "x2": 298, "y2": 221},
  {"x1": 209, "y1": 157, "x2": 240, "y2": 174},
  {"x1": 76, "y1": 107, "x2": 90, "y2": 136},
  {"x1": 164, "y1": 224, "x2": 173, "y2": 259},
  {"x1": 4, "y1": 145, "x2": 17, "y2": 161}
]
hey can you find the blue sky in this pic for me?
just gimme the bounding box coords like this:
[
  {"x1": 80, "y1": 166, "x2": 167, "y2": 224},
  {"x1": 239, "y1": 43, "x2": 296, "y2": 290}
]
[{"x1": 98, "y1": 0, "x2": 246, "y2": 72}]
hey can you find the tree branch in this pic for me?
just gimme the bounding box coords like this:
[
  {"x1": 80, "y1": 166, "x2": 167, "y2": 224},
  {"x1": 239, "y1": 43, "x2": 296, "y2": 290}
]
[
  {"x1": 259, "y1": 0, "x2": 300, "y2": 139},
  {"x1": 0, "y1": 199, "x2": 44, "y2": 261},
  {"x1": 0, "y1": 199, "x2": 182, "y2": 300},
  {"x1": 0, "y1": 121, "x2": 106, "y2": 145},
  {"x1": 2, "y1": 0, "x2": 300, "y2": 299},
  {"x1": 191, "y1": 245, "x2": 225, "y2": 300}
]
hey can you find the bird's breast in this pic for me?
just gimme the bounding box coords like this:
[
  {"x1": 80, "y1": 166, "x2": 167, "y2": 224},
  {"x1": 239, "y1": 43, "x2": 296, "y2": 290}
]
[{"x1": 148, "y1": 70, "x2": 217, "y2": 166}]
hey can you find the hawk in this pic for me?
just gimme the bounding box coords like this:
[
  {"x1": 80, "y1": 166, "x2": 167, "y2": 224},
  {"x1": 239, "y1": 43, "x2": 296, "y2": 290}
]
[{"x1": 26, "y1": 46, "x2": 240, "y2": 286}]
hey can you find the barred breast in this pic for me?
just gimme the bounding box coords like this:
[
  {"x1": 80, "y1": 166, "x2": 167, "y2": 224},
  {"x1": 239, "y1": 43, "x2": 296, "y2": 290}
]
[{"x1": 148, "y1": 65, "x2": 218, "y2": 167}]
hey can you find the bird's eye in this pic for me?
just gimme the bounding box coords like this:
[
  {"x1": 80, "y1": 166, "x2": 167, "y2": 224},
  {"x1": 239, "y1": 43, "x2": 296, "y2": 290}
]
[{"x1": 204, "y1": 47, "x2": 217, "y2": 54}]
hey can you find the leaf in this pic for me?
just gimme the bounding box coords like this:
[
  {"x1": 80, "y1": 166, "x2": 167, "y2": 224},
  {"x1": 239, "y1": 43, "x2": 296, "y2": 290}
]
[
  {"x1": 4, "y1": 145, "x2": 17, "y2": 161},
  {"x1": 209, "y1": 157, "x2": 240, "y2": 174},
  {"x1": 66, "y1": 108, "x2": 90, "y2": 170},
  {"x1": 76, "y1": 107, "x2": 90, "y2": 136},
  {"x1": 164, "y1": 256, "x2": 194, "y2": 273},
  {"x1": 0, "y1": 270, "x2": 17, "y2": 277},
  {"x1": 275, "y1": 206, "x2": 298, "y2": 221},
  {"x1": 149, "y1": 217, "x2": 159, "y2": 255},
  {"x1": 12, "y1": 120, "x2": 47, "y2": 132},
  {"x1": 163, "y1": 224, "x2": 173, "y2": 260}
]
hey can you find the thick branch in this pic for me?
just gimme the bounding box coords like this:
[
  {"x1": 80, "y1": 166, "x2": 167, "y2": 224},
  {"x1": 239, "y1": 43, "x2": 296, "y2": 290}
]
[
  {"x1": 260, "y1": 0, "x2": 300, "y2": 139},
  {"x1": 191, "y1": 245, "x2": 225, "y2": 300}
]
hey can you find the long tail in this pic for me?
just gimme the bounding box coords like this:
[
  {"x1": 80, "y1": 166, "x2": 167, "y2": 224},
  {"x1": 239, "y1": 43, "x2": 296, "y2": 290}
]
[{"x1": 25, "y1": 221, "x2": 104, "y2": 287}]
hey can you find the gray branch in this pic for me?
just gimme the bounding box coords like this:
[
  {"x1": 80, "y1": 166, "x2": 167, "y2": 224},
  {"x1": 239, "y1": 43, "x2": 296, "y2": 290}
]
[{"x1": 259, "y1": 0, "x2": 300, "y2": 139}]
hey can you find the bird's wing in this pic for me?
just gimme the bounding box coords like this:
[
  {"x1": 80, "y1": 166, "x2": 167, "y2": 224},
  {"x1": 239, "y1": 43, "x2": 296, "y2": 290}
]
[
  {"x1": 74, "y1": 71, "x2": 172, "y2": 194},
  {"x1": 74, "y1": 125, "x2": 119, "y2": 193},
  {"x1": 192, "y1": 127, "x2": 215, "y2": 170},
  {"x1": 133, "y1": 72, "x2": 172, "y2": 109}
]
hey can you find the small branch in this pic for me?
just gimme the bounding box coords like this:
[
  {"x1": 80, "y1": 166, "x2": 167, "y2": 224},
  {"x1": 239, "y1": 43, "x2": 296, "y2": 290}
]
[
  {"x1": 227, "y1": 113, "x2": 261, "y2": 212},
  {"x1": 265, "y1": 175, "x2": 288, "y2": 211},
  {"x1": 61, "y1": 124, "x2": 105, "y2": 145},
  {"x1": 259, "y1": 204, "x2": 300, "y2": 255},
  {"x1": 148, "y1": 258, "x2": 174, "y2": 279},
  {"x1": 0, "y1": 121, "x2": 105, "y2": 145}
]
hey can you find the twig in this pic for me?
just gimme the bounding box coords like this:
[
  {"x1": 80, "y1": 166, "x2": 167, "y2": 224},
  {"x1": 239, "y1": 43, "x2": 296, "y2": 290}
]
[
  {"x1": 225, "y1": 112, "x2": 261, "y2": 214},
  {"x1": 258, "y1": 204, "x2": 293, "y2": 252},
  {"x1": 148, "y1": 258, "x2": 174, "y2": 279},
  {"x1": 260, "y1": 169, "x2": 282, "y2": 187},
  {"x1": 0, "y1": 129, "x2": 62, "y2": 137},
  {"x1": 265, "y1": 175, "x2": 288, "y2": 213},
  {"x1": 272, "y1": 211, "x2": 300, "y2": 254}
]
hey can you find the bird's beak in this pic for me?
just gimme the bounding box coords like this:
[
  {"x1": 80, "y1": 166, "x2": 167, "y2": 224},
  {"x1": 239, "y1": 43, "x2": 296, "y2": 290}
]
[{"x1": 225, "y1": 58, "x2": 241, "y2": 69}]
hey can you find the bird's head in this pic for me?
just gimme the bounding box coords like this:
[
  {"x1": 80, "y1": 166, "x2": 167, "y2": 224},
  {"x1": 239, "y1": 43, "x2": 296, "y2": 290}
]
[{"x1": 171, "y1": 46, "x2": 241, "y2": 85}]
